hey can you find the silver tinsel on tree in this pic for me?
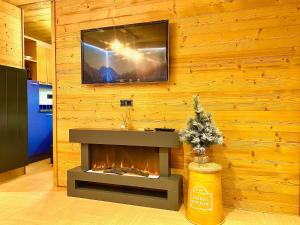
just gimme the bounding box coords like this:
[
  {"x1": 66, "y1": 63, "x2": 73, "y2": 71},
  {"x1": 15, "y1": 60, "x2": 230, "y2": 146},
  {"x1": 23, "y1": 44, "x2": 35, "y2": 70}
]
[{"x1": 179, "y1": 96, "x2": 223, "y2": 159}]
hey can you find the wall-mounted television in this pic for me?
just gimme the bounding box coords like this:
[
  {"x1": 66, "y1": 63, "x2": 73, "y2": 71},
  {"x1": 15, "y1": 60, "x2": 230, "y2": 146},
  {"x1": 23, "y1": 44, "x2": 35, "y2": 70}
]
[{"x1": 81, "y1": 20, "x2": 169, "y2": 84}]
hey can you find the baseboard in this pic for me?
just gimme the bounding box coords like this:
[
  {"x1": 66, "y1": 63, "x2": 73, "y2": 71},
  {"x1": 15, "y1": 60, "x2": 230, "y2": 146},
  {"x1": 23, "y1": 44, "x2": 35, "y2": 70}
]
[
  {"x1": 28, "y1": 152, "x2": 52, "y2": 164},
  {"x1": 0, "y1": 167, "x2": 25, "y2": 183}
]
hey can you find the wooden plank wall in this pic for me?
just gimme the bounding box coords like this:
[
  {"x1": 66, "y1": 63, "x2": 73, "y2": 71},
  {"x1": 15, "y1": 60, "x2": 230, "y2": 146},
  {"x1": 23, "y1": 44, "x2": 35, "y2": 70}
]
[
  {"x1": 0, "y1": 0, "x2": 23, "y2": 68},
  {"x1": 54, "y1": 0, "x2": 300, "y2": 214}
]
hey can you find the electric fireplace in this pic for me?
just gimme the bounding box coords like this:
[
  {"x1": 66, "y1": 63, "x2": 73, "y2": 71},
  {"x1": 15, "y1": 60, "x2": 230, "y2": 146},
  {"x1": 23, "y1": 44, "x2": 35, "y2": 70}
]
[{"x1": 67, "y1": 129, "x2": 182, "y2": 210}]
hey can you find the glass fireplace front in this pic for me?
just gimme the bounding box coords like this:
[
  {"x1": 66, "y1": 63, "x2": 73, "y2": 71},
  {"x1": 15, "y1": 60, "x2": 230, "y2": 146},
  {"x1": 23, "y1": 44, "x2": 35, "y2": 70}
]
[{"x1": 89, "y1": 144, "x2": 160, "y2": 178}]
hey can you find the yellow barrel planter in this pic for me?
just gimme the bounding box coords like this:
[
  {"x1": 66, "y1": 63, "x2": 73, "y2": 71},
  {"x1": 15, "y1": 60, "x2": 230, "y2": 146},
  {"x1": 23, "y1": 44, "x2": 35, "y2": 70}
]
[{"x1": 186, "y1": 162, "x2": 224, "y2": 225}]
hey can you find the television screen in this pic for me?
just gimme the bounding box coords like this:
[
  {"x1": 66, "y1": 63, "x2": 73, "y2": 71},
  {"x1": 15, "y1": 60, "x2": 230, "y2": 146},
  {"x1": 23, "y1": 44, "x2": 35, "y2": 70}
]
[{"x1": 81, "y1": 20, "x2": 169, "y2": 84}]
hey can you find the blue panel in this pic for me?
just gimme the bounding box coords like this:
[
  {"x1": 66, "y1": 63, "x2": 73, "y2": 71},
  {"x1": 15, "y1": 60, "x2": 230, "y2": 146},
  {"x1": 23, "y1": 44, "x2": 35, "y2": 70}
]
[{"x1": 27, "y1": 80, "x2": 53, "y2": 158}]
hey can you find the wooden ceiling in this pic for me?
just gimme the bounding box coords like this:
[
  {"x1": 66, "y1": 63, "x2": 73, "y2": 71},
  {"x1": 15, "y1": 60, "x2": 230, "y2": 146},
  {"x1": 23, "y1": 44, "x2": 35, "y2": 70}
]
[
  {"x1": 6, "y1": 0, "x2": 46, "y2": 5},
  {"x1": 7, "y1": 0, "x2": 51, "y2": 43}
]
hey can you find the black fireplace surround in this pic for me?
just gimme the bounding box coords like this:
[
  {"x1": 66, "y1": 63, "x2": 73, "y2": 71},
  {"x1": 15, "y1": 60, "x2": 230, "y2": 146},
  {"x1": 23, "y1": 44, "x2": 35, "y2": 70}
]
[{"x1": 67, "y1": 129, "x2": 183, "y2": 210}]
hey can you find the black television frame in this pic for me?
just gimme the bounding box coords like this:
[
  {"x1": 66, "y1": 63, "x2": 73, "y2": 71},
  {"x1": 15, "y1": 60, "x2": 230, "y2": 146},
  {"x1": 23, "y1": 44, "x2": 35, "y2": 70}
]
[{"x1": 80, "y1": 20, "x2": 169, "y2": 85}]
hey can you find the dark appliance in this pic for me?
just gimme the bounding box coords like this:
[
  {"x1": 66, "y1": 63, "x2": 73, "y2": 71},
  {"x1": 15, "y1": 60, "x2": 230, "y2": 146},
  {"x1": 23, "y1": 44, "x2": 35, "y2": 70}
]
[{"x1": 0, "y1": 65, "x2": 28, "y2": 173}]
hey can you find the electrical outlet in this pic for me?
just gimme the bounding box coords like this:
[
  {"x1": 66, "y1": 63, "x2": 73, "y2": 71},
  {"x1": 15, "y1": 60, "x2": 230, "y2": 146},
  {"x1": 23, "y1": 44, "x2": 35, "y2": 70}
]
[{"x1": 120, "y1": 99, "x2": 133, "y2": 107}]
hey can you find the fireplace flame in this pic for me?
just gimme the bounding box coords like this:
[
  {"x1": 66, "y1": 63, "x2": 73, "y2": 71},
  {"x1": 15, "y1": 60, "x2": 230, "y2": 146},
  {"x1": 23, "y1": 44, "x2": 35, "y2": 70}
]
[
  {"x1": 144, "y1": 161, "x2": 149, "y2": 172},
  {"x1": 91, "y1": 146, "x2": 159, "y2": 177},
  {"x1": 91, "y1": 160, "x2": 159, "y2": 177}
]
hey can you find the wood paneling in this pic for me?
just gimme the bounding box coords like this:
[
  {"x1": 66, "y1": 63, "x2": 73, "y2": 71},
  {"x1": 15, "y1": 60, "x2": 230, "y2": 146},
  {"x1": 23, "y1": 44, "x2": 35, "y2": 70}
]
[
  {"x1": 22, "y1": 1, "x2": 51, "y2": 43},
  {"x1": 37, "y1": 43, "x2": 47, "y2": 82},
  {"x1": 8, "y1": 0, "x2": 52, "y2": 44},
  {"x1": 24, "y1": 35, "x2": 52, "y2": 83},
  {"x1": 54, "y1": 0, "x2": 300, "y2": 214},
  {"x1": 0, "y1": 167, "x2": 25, "y2": 183},
  {"x1": 0, "y1": 0, "x2": 23, "y2": 68},
  {"x1": 46, "y1": 43, "x2": 52, "y2": 83},
  {"x1": 6, "y1": 0, "x2": 46, "y2": 5},
  {"x1": 37, "y1": 42, "x2": 51, "y2": 83}
]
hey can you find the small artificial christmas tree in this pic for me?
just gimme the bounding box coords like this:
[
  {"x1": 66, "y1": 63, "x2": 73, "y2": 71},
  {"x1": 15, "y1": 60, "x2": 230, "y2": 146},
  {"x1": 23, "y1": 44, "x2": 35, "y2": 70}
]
[{"x1": 179, "y1": 96, "x2": 223, "y2": 164}]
